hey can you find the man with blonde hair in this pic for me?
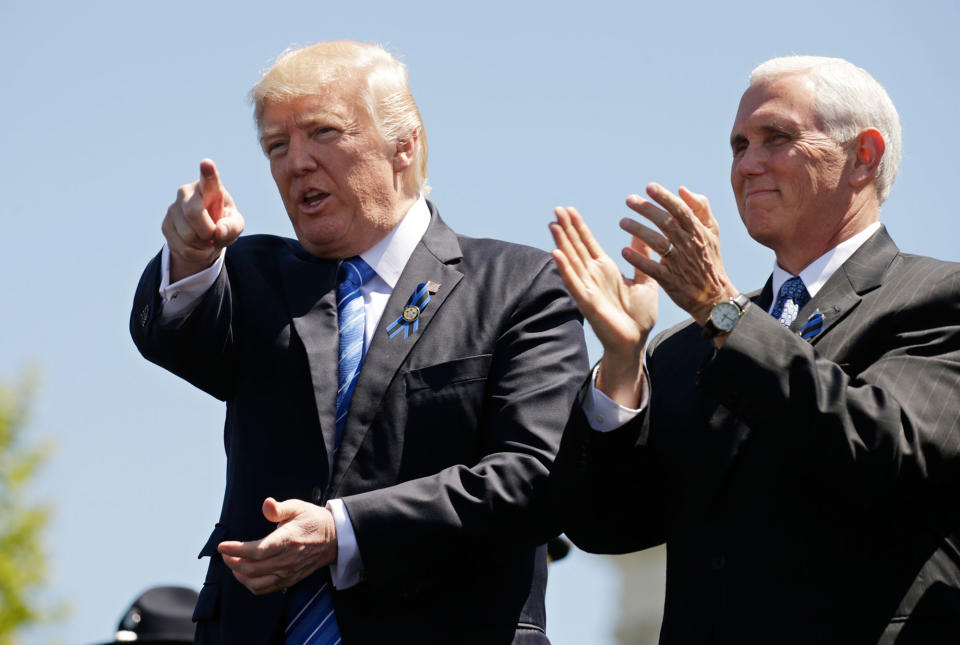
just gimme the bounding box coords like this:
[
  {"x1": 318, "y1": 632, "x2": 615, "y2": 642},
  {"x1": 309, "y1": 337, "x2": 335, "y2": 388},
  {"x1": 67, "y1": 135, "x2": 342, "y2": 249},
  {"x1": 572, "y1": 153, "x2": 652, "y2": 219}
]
[
  {"x1": 132, "y1": 40, "x2": 587, "y2": 644},
  {"x1": 550, "y1": 56, "x2": 960, "y2": 643}
]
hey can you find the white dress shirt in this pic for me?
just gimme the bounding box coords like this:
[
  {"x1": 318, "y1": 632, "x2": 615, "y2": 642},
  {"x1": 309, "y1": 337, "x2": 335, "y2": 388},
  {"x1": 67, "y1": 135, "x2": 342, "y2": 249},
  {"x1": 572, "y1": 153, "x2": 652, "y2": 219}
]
[
  {"x1": 157, "y1": 196, "x2": 431, "y2": 589},
  {"x1": 584, "y1": 221, "x2": 882, "y2": 430},
  {"x1": 768, "y1": 221, "x2": 880, "y2": 312}
]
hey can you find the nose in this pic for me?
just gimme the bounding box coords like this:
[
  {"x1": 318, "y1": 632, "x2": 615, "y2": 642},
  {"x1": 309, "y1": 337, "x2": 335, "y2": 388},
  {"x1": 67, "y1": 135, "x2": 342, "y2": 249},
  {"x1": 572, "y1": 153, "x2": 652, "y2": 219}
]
[
  {"x1": 734, "y1": 143, "x2": 766, "y2": 178},
  {"x1": 287, "y1": 137, "x2": 318, "y2": 176}
]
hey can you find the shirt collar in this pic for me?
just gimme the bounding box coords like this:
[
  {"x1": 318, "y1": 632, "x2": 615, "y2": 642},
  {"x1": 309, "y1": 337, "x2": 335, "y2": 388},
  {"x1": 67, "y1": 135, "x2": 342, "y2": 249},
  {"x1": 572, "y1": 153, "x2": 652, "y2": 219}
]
[
  {"x1": 359, "y1": 195, "x2": 431, "y2": 289},
  {"x1": 770, "y1": 221, "x2": 881, "y2": 301}
]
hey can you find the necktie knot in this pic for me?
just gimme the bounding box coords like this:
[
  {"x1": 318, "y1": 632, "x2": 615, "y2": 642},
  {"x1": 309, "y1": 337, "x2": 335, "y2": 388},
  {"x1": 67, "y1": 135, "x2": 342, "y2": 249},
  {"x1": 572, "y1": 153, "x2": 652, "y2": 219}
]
[
  {"x1": 338, "y1": 257, "x2": 375, "y2": 289},
  {"x1": 771, "y1": 276, "x2": 810, "y2": 327}
]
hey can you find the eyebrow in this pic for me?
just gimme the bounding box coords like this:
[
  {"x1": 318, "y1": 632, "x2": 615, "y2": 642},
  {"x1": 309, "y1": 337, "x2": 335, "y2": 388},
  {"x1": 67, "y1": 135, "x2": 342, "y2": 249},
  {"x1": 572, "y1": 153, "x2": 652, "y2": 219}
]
[
  {"x1": 729, "y1": 121, "x2": 799, "y2": 148},
  {"x1": 259, "y1": 128, "x2": 283, "y2": 147},
  {"x1": 259, "y1": 111, "x2": 354, "y2": 148},
  {"x1": 293, "y1": 113, "x2": 333, "y2": 130}
]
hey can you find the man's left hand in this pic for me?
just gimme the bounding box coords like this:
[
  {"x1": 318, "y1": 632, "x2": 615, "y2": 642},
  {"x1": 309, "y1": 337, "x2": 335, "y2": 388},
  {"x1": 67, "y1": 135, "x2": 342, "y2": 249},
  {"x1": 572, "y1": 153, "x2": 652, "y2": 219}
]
[
  {"x1": 619, "y1": 183, "x2": 739, "y2": 326},
  {"x1": 218, "y1": 497, "x2": 338, "y2": 595}
]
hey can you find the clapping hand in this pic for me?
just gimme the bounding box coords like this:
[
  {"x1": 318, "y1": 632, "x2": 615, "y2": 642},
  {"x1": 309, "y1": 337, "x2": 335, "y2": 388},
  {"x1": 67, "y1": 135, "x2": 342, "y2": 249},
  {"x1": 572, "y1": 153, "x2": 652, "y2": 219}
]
[
  {"x1": 549, "y1": 206, "x2": 657, "y2": 407},
  {"x1": 618, "y1": 183, "x2": 737, "y2": 328}
]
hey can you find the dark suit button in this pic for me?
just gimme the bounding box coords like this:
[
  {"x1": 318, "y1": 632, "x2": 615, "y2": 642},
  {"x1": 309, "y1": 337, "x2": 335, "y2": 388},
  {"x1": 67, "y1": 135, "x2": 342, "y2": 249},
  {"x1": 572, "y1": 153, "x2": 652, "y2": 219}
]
[
  {"x1": 711, "y1": 555, "x2": 726, "y2": 570},
  {"x1": 311, "y1": 487, "x2": 324, "y2": 505},
  {"x1": 139, "y1": 304, "x2": 150, "y2": 328}
]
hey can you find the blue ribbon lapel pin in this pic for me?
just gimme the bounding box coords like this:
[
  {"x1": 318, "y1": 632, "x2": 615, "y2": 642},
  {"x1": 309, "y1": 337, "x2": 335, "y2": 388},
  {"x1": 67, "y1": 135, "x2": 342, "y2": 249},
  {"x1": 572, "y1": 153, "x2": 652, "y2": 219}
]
[
  {"x1": 798, "y1": 310, "x2": 825, "y2": 341},
  {"x1": 386, "y1": 281, "x2": 441, "y2": 339}
]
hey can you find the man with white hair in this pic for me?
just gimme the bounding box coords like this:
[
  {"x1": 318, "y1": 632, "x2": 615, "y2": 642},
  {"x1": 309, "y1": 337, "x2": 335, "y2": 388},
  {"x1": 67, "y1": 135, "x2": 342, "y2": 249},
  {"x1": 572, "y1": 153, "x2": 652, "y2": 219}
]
[
  {"x1": 550, "y1": 56, "x2": 960, "y2": 642},
  {"x1": 131, "y1": 40, "x2": 587, "y2": 644}
]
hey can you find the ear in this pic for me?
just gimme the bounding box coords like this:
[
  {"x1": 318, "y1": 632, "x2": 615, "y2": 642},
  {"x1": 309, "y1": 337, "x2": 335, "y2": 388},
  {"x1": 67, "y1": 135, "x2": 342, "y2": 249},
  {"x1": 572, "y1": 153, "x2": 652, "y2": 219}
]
[
  {"x1": 849, "y1": 128, "x2": 885, "y2": 189},
  {"x1": 393, "y1": 129, "x2": 419, "y2": 173}
]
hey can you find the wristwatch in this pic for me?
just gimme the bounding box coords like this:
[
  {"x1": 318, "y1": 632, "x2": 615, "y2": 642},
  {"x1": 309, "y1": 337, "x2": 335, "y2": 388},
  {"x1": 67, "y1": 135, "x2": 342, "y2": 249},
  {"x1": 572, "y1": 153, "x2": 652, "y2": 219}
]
[{"x1": 702, "y1": 293, "x2": 750, "y2": 338}]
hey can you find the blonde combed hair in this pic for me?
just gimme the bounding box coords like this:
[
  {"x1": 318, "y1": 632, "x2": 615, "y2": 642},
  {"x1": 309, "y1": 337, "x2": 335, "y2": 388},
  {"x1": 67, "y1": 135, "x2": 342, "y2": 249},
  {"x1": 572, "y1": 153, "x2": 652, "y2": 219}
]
[{"x1": 251, "y1": 41, "x2": 430, "y2": 195}]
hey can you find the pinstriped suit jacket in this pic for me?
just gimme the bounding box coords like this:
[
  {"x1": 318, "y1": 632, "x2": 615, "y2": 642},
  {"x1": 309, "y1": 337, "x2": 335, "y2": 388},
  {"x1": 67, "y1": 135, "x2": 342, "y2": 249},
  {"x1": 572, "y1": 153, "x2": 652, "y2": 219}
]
[{"x1": 554, "y1": 226, "x2": 960, "y2": 644}]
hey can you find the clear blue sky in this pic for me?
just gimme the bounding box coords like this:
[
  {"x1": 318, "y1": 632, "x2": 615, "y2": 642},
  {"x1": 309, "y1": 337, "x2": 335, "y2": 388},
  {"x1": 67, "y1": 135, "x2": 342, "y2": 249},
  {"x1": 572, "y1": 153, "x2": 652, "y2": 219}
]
[{"x1": 2, "y1": 1, "x2": 958, "y2": 643}]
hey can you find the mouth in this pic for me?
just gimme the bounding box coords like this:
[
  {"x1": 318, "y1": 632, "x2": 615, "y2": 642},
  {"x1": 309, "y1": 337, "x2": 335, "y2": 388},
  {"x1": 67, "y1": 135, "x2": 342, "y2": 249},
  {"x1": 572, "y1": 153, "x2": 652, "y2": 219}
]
[
  {"x1": 300, "y1": 189, "x2": 330, "y2": 209},
  {"x1": 745, "y1": 188, "x2": 777, "y2": 199}
]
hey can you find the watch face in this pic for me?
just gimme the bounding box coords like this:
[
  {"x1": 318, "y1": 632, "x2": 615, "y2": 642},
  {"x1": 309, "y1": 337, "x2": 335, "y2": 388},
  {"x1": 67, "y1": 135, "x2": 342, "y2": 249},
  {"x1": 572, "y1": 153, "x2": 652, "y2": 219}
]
[{"x1": 713, "y1": 301, "x2": 741, "y2": 330}]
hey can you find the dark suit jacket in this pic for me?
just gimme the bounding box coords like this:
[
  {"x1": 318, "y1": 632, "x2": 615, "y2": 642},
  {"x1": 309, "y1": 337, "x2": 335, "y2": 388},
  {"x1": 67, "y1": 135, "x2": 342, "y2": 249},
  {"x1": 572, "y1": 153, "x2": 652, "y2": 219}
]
[
  {"x1": 131, "y1": 203, "x2": 588, "y2": 644},
  {"x1": 554, "y1": 227, "x2": 960, "y2": 644}
]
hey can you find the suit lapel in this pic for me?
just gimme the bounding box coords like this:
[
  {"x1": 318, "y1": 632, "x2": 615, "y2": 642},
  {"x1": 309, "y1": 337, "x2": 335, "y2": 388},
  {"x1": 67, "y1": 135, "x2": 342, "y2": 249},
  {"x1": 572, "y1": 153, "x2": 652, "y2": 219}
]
[
  {"x1": 790, "y1": 226, "x2": 897, "y2": 344},
  {"x1": 278, "y1": 250, "x2": 341, "y2": 470},
  {"x1": 329, "y1": 211, "x2": 465, "y2": 494}
]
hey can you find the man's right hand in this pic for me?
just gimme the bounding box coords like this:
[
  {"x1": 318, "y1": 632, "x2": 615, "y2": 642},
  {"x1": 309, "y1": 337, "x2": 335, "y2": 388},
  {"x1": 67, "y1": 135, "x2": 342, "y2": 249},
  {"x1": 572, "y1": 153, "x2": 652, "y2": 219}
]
[
  {"x1": 550, "y1": 206, "x2": 658, "y2": 408},
  {"x1": 162, "y1": 159, "x2": 245, "y2": 282}
]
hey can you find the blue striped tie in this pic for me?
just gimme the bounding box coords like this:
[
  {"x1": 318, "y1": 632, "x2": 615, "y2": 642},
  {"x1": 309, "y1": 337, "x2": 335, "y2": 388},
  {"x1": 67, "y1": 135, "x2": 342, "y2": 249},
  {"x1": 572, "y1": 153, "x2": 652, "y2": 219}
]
[
  {"x1": 286, "y1": 256, "x2": 374, "y2": 645},
  {"x1": 334, "y1": 257, "x2": 375, "y2": 448},
  {"x1": 771, "y1": 276, "x2": 810, "y2": 327}
]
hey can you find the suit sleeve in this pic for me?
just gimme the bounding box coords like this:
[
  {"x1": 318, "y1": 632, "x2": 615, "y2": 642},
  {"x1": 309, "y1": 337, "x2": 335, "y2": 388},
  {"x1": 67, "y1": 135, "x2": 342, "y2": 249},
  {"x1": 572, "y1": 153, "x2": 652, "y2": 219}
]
[
  {"x1": 701, "y1": 268, "x2": 960, "y2": 510},
  {"x1": 549, "y1": 330, "x2": 676, "y2": 555},
  {"x1": 340, "y1": 259, "x2": 589, "y2": 586},
  {"x1": 549, "y1": 389, "x2": 670, "y2": 554},
  {"x1": 129, "y1": 250, "x2": 240, "y2": 402}
]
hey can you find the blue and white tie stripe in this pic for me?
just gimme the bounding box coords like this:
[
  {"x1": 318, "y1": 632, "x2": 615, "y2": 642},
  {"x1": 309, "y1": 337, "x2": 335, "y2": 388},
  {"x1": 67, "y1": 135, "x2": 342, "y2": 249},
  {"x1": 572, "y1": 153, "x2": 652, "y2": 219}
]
[
  {"x1": 285, "y1": 256, "x2": 374, "y2": 645},
  {"x1": 286, "y1": 580, "x2": 340, "y2": 645},
  {"x1": 771, "y1": 276, "x2": 810, "y2": 327},
  {"x1": 334, "y1": 257, "x2": 375, "y2": 447}
]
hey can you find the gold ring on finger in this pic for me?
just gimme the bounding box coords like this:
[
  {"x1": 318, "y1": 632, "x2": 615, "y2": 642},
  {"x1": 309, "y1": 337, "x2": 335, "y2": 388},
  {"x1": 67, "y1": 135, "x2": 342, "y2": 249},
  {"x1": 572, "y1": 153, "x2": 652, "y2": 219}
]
[{"x1": 661, "y1": 242, "x2": 675, "y2": 259}]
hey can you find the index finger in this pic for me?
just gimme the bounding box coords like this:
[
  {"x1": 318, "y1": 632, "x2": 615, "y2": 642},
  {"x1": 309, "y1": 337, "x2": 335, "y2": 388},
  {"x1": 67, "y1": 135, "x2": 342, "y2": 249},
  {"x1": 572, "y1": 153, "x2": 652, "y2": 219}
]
[
  {"x1": 642, "y1": 183, "x2": 698, "y2": 233},
  {"x1": 678, "y1": 186, "x2": 717, "y2": 233},
  {"x1": 199, "y1": 158, "x2": 224, "y2": 221}
]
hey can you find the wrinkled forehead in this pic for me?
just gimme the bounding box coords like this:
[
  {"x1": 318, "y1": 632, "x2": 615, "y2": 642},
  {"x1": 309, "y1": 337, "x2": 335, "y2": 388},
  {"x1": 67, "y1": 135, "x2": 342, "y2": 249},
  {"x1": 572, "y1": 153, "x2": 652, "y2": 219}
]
[
  {"x1": 731, "y1": 74, "x2": 820, "y2": 135},
  {"x1": 260, "y1": 75, "x2": 373, "y2": 125},
  {"x1": 262, "y1": 82, "x2": 371, "y2": 128}
]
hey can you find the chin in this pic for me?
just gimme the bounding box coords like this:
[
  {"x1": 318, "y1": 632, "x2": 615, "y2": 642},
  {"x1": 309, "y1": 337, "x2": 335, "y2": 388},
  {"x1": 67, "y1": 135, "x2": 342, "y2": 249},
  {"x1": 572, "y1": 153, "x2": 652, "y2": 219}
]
[
  {"x1": 742, "y1": 205, "x2": 779, "y2": 235},
  {"x1": 292, "y1": 230, "x2": 342, "y2": 259},
  {"x1": 292, "y1": 218, "x2": 348, "y2": 255},
  {"x1": 743, "y1": 222, "x2": 782, "y2": 251}
]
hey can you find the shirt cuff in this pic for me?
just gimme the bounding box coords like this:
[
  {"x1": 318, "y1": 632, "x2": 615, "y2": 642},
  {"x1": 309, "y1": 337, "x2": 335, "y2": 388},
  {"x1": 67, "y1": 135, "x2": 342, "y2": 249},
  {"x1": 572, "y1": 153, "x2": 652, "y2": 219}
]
[
  {"x1": 326, "y1": 498, "x2": 363, "y2": 589},
  {"x1": 582, "y1": 364, "x2": 648, "y2": 432},
  {"x1": 158, "y1": 244, "x2": 224, "y2": 321}
]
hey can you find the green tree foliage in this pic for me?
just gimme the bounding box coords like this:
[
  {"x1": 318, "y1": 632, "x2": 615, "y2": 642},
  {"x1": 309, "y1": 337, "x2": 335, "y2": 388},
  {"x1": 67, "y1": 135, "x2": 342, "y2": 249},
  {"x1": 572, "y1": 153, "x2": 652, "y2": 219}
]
[{"x1": 0, "y1": 374, "x2": 55, "y2": 645}]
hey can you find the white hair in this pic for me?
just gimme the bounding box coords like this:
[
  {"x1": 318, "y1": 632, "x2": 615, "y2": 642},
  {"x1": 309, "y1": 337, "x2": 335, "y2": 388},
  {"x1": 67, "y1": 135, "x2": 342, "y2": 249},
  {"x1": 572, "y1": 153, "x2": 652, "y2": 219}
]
[{"x1": 750, "y1": 56, "x2": 901, "y2": 203}]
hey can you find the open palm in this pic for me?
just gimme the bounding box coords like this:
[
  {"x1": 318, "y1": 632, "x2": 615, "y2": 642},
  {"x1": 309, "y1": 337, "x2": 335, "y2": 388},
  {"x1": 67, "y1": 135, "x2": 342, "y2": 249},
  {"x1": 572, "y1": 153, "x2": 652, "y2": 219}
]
[{"x1": 550, "y1": 206, "x2": 658, "y2": 357}]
